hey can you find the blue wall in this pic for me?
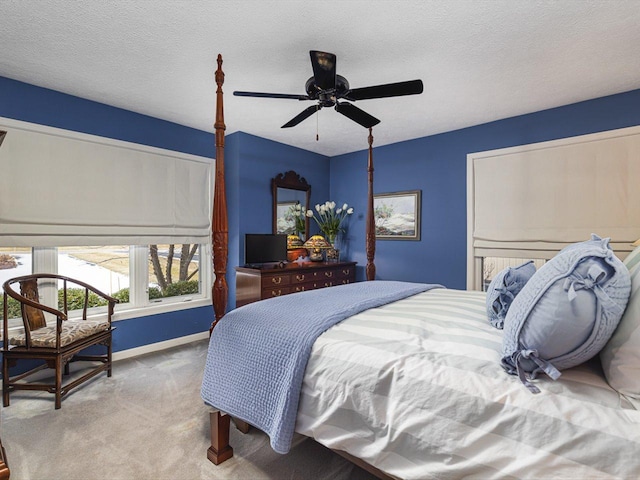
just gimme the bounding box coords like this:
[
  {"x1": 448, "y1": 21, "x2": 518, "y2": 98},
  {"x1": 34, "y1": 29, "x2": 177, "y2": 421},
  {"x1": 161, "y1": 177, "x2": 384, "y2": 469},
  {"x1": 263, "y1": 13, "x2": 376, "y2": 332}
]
[
  {"x1": 332, "y1": 89, "x2": 640, "y2": 288},
  {"x1": 225, "y1": 132, "x2": 330, "y2": 307}
]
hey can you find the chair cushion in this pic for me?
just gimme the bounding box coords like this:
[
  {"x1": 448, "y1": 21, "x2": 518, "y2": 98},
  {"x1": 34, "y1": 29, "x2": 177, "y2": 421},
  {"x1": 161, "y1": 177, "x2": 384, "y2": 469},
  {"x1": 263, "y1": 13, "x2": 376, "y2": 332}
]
[
  {"x1": 501, "y1": 235, "x2": 631, "y2": 393},
  {"x1": 10, "y1": 319, "x2": 110, "y2": 348},
  {"x1": 486, "y1": 261, "x2": 536, "y2": 329}
]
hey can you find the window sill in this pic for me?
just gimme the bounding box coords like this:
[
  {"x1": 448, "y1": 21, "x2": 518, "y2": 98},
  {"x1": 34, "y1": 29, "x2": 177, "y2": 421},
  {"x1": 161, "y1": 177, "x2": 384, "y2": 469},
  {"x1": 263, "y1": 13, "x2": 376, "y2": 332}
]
[{"x1": 113, "y1": 297, "x2": 213, "y2": 322}]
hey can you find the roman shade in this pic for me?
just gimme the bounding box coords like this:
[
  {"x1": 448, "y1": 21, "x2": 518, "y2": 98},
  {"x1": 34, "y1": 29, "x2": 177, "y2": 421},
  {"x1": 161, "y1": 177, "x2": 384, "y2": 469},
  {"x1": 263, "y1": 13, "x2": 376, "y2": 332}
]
[
  {"x1": 468, "y1": 126, "x2": 640, "y2": 260},
  {"x1": 0, "y1": 118, "x2": 213, "y2": 247}
]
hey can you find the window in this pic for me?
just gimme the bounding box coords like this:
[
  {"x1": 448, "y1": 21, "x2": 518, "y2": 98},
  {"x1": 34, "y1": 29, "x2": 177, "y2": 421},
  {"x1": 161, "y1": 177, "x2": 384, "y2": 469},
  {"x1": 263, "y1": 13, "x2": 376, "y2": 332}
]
[
  {"x1": 0, "y1": 244, "x2": 211, "y2": 329},
  {"x1": 0, "y1": 118, "x2": 214, "y2": 328},
  {"x1": 467, "y1": 126, "x2": 640, "y2": 289},
  {"x1": 148, "y1": 244, "x2": 201, "y2": 302},
  {"x1": 0, "y1": 247, "x2": 33, "y2": 328},
  {"x1": 58, "y1": 246, "x2": 130, "y2": 297}
]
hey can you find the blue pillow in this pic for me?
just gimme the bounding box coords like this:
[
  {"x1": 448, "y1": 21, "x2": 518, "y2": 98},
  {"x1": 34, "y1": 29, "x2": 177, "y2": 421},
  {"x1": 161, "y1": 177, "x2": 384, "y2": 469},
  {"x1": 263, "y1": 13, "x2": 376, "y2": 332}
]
[
  {"x1": 501, "y1": 235, "x2": 631, "y2": 393},
  {"x1": 486, "y1": 261, "x2": 536, "y2": 329}
]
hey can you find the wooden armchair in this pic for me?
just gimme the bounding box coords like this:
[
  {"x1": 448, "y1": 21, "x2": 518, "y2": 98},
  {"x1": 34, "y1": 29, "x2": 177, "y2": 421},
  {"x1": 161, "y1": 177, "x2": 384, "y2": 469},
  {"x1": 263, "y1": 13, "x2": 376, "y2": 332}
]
[{"x1": 2, "y1": 273, "x2": 118, "y2": 409}]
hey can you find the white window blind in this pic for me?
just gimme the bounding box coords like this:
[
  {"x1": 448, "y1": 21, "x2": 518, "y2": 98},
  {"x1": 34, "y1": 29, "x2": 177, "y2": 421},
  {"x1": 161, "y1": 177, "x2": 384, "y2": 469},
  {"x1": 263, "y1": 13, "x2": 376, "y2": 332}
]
[
  {"x1": 467, "y1": 126, "x2": 640, "y2": 287},
  {"x1": 0, "y1": 118, "x2": 213, "y2": 247}
]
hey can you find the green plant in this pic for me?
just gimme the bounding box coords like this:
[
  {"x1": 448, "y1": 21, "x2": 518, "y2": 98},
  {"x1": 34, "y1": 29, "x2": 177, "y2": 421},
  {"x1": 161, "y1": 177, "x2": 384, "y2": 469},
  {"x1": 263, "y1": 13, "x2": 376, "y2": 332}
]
[
  {"x1": 0, "y1": 282, "x2": 201, "y2": 322},
  {"x1": 59, "y1": 288, "x2": 108, "y2": 311},
  {"x1": 149, "y1": 287, "x2": 163, "y2": 300},
  {"x1": 0, "y1": 296, "x2": 22, "y2": 320},
  {"x1": 113, "y1": 288, "x2": 130, "y2": 303},
  {"x1": 163, "y1": 280, "x2": 199, "y2": 297}
]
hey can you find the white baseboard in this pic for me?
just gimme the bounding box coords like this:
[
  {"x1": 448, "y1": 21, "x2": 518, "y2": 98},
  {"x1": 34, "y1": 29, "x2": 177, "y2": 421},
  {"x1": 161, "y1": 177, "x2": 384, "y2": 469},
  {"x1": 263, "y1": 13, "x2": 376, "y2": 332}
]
[{"x1": 112, "y1": 331, "x2": 210, "y2": 362}]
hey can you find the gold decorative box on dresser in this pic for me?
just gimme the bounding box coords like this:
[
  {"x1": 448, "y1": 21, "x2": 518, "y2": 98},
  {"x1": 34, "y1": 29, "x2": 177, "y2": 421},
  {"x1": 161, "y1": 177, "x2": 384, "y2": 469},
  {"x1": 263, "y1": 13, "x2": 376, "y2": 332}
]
[{"x1": 235, "y1": 261, "x2": 356, "y2": 307}]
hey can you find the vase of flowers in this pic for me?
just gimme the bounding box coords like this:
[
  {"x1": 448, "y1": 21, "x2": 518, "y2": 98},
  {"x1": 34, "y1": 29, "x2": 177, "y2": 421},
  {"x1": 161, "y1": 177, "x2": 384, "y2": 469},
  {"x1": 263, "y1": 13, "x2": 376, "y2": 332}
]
[{"x1": 306, "y1": 201, "x2": 354, "y2": 255}]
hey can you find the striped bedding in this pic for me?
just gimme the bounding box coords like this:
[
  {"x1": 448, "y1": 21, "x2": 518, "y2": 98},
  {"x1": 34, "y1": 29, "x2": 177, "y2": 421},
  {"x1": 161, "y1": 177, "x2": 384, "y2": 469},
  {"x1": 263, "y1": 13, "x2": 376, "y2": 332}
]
[{"x1": 295, "y1": 288, "x2": 640, "y2": 479}]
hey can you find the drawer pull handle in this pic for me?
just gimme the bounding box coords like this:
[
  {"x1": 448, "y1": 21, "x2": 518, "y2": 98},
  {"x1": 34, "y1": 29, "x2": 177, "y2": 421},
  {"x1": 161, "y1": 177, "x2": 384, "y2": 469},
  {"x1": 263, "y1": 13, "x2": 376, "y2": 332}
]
[
  {"x1": 271, "y1": 289, "x2": 282, "y2": 297},
  {"x1": 295, "y1": 286, "x2": 305, "y2": 292},
  {"x1": 342, "y1": 269, "x2": 350, "y2": 275},
  {"x1": 324, "y1": 282, "x2": 333, "y2": 288},
  {"x1": 272, "y1": 277, "x2": 282, "y2": 285},
  {"x1": 325, "y1": 271, "x2": 333, "y2": 278},
  {"x1": 296, "y1": 274, "x2": 305, "y2": 281}
]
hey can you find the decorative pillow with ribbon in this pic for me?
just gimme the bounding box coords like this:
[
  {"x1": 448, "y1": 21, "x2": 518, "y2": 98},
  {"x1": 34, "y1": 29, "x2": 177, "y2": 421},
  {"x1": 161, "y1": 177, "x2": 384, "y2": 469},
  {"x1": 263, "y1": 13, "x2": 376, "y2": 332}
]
[
  {"x1": 501, "y1": 235, "x2": 631, "y2": 393},
  {"x1": 486, "y1": 261, "x2": 536, "y2": 329}
]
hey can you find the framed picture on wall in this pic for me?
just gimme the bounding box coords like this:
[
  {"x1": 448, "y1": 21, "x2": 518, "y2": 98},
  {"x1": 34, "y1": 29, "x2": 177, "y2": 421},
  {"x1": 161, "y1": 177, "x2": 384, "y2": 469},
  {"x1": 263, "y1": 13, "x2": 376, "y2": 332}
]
[{"x1": 374, "y1": 190, "x2": 421, "y2": 240}]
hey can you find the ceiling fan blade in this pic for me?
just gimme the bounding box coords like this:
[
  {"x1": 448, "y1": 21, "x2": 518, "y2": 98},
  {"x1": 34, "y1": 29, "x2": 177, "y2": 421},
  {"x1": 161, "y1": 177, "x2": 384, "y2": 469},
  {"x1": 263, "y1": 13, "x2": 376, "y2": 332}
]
[
  {"x1": 346, "y1": 79, "x2": 423, "y2": 101},
  {"x1": 335, "y1": 102, "x2": 380, "y2": 128},
  {"x1": 234, "y1": 91, "x2": 310, "y2": 100},
  {"x1": 309, "y1": 51, "x2": 337, "y2": 91},
  {"x1": 281, "y1": 105, "x2": 321, "y2": 128}
]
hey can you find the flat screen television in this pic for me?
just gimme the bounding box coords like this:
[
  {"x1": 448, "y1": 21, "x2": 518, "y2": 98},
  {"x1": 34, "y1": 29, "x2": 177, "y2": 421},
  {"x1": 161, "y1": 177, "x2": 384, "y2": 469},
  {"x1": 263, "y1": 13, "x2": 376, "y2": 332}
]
[{"x1": 244, "y1": 233, "x2": 288, "y2": 266}]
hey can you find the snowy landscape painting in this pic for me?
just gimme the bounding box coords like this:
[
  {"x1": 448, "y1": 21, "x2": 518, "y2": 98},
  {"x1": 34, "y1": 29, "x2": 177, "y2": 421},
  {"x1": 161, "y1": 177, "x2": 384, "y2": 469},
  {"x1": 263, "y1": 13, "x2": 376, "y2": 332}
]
[{"x1": 374, "y1": 190, "x2": 421, "y2": 240}]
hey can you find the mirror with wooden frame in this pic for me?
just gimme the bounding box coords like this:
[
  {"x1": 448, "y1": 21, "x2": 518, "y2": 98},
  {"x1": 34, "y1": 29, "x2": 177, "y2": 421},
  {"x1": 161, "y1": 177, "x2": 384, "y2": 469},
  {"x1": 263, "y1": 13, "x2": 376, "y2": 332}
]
[{"x1": 272, "y1": 170, "x2": 311, "y2": 240}]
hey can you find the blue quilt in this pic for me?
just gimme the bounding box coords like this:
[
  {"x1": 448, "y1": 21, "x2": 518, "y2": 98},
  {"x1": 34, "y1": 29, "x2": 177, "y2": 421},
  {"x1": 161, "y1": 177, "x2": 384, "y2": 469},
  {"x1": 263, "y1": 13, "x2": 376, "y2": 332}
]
[{"x1": 201, "y1": 280, "x2": 440, "y2": 454}]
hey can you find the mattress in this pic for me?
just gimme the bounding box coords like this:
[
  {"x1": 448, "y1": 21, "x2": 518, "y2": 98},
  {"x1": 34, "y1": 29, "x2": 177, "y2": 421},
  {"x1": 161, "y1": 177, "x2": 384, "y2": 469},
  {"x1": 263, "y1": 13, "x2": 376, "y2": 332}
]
[{"x1": 295, "y1": 288, "x2": 640, "y2": 479}]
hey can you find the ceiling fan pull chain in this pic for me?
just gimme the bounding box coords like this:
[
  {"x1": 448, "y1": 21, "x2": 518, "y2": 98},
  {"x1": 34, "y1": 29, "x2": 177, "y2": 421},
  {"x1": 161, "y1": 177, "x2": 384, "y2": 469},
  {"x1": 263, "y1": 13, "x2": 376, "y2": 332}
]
[{"x1": 316, "y1": 104, "x2": 319, "y2": 141}]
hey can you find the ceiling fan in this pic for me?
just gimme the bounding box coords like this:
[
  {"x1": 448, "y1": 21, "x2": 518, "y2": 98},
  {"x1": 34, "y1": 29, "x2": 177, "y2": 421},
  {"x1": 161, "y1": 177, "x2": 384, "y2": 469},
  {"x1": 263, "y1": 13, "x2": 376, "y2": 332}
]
[{"x1": 233, "y1": 50, "x2": 424, "y2": 129}]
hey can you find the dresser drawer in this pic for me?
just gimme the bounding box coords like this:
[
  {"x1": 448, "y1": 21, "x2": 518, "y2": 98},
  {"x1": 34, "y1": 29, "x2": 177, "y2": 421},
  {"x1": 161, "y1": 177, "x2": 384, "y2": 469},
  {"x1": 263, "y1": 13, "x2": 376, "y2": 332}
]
[
  {"x1": 311, "y1": 268, "x2": 339, "y2": 281},
  {"x1": 261, "y1": 273, "x2": 291, "y2": 287},
  {"x1": 261, "y1": 286, "x2": 293, "y2": 298},
  {"x1": 291, "y1": 272, "x2": 312, "y2": 284},
  {"x1": 337, "y1": 265, "x2": 355, "y2": 280}
]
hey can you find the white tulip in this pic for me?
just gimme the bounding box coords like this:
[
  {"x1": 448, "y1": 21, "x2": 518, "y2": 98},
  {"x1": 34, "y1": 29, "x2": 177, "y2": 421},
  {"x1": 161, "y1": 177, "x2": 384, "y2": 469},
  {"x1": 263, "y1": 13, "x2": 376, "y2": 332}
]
[
  {"x1": 336, "y1": 208, "x2": 342, "y2": 214},
  {"x1": 315, "y1": 204, "x2": 321, "y2": 212},
  {"x1": 342, "y1": 203, "x2": 348, "y2": 211},
  {"x1": 306, "y1": 210, "x2": 313, "y2": 217},
  {"x1": 347, "y1": 208, "x2": 354, "y2": 214}
]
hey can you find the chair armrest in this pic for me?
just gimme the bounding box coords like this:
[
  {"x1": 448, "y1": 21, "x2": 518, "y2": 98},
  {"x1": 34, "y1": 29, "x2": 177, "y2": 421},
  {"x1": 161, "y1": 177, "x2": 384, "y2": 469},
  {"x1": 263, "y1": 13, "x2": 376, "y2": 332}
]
[
  {"x1": 2, "y1": 284, "x2": 67, "y2": 320},
  {"x1": 60, "y1": 276, "x2": 120, "y2": 305}
]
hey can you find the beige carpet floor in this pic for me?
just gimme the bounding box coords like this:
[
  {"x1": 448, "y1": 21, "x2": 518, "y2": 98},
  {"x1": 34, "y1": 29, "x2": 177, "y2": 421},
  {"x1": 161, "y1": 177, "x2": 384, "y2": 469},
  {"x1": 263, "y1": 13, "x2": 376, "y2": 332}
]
[{"x1": 0, "y1": 339, "x2": 378, "y2": 480}]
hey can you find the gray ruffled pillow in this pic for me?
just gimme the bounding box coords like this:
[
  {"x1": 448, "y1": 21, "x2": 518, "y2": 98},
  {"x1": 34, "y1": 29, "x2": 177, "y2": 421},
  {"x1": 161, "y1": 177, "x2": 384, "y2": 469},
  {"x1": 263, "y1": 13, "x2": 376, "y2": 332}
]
[
  {"x1": 501, "y1": 235, "x2": 631, "y2": 393},
  {"x1": 486, "y1": 261, "x2": 536, "y2": 329}
]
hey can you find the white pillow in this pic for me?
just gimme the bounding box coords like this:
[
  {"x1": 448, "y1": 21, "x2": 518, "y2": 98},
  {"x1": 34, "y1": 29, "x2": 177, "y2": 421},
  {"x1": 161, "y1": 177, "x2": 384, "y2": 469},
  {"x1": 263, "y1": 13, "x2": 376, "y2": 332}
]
[
  {"x1": 623, "y1": 243, "x2": 640, "y2": 271},
  {"x1": 600, "y1": 245, "x2": 640, "y2": 409}
]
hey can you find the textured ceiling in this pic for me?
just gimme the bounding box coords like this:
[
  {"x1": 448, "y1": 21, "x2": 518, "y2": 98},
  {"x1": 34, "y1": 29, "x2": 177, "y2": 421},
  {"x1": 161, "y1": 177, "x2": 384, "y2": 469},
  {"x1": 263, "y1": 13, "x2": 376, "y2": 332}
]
[{"x1": 1, "y1": 1, "x2": 640, "y2": 156}]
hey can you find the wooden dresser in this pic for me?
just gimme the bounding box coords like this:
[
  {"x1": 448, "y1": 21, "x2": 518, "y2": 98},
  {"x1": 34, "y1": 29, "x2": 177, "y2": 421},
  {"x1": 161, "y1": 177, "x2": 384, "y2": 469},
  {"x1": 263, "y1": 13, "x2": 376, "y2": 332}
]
[{"x1": 235, "y1": 261, "x2": 356, "y2": 307}]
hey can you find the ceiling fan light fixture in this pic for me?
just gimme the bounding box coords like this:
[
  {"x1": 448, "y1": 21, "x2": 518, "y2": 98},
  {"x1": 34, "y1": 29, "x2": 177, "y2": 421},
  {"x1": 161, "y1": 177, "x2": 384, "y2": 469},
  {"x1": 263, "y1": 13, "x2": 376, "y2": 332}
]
[{"x1": 234, "y1": 50, "x2": 423, "y2": 129}]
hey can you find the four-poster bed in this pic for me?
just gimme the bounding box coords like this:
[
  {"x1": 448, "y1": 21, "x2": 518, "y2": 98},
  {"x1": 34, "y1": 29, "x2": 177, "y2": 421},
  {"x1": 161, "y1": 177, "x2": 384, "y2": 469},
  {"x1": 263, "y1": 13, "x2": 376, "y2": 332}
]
[
  {"x1": 206, "y1": 54, "x2": 383, "y2": 472},
  {"x1": 203, "y1": 55, "x2": 640, "y2": 480}
]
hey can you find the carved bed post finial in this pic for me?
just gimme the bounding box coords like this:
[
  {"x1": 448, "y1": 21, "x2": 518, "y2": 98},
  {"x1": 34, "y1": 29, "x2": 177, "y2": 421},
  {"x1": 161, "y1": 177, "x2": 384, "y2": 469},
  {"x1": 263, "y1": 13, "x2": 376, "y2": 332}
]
[
  {"x1": 211, "y1": 54, "x2": 228, "y2": 334},
  {"x1": 366, "y1": 127, "x2": 376, "y2": 281}
]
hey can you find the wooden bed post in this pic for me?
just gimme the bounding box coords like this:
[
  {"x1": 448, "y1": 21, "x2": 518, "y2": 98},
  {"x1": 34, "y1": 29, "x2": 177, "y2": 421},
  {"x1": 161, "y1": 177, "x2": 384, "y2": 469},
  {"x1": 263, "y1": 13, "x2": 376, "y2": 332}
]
[
  {"x1": 210, "y1": 54, "x2": 228, "y2": 334},
  {"x1": 207, "y1": 410, "x2": 233, "y2": 465},
  {"x1": 207, "y1": 54, "x2": 235, "y2": 465},
  {"x1": 366, "y1": 127, "x2": 376, "y2": 281}
]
